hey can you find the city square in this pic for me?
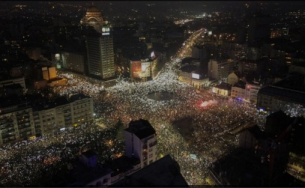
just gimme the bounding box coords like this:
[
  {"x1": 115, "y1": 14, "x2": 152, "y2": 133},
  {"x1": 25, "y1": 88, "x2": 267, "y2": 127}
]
[{"x1": 1, "y1": 1, "x2": 305, "y2": 186}]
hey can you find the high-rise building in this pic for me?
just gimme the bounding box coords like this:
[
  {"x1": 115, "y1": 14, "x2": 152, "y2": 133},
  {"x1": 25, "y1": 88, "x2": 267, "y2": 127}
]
[
  {"x1": 124, "y1": 119, "x2": 157, "y2": 168},
  {"x1": 86, "y1": 26, "x2": 115, "y2": 79}
]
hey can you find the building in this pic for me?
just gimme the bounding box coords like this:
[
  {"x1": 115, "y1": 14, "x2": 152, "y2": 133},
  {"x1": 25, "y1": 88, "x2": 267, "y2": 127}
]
[
  {"x1": 67, "y1": 150, "x2": 113, "y2": 186},
  {"x1": 246, "y1": 46, "x2": 262, "y2": 61},
  {"x1": 124, "y1": 119, "x2": 157, "y2": 168},
  {"x1": 80, "y1": 6, "x2": 104, "y2": 33},
  {"x1": 61, "y1": 51, "x2": 85, "y2": 74},
  {"x1": 231, "y1": 81, "x2": 246, "y2": 99},
  {"x1": 270, "y1": 28, "x2": 289, "y2": 39},
  {"x1": 208, "y1": 149, "x2": 270, "y2": 186},
  {"x1": 86, "y1": 27, "x2": 115, "y2": 79},
  {"x1": 0, "y1": 94, "x2": 93, "y2": 146},
  {"x1": 0, "y1": 77, "x2": 26, "y2": 93},
  {"x1": 0, "y1": 96, "x2": 35, "y2": 146},
  {"x1": 192, "y1": 45, "x2": 207, "y2": 60},
  {"x1": 244, "y1": 82, "x2": 261, "y2": 104},
  {"x1": 208, "y1": 58, "x2": 234, "y2": 82},
  {"x1": 212, "y1": 82, "x2": 231, "y2": 96},
  {"x1": 257, "y1": 86, "x2": 305, "y2": 112},
  {"x1": 106, "y1": 155, "x2": 141, "y2": 184},
  {"x1": 178, "y1": 64, "x2": 209, "y2": 89},
  {"x1": 0, "y1": 84, "x2": 23, "y2": 97},
  {"x1": 41, "y1": 67, "x2": 57, "y2": 81},
  {"x1": 112, "y1": 155, "x2": 188, "y2": 186},
  {"x1": 238, "y1": 59, "x2": 258, "y2": 74},
  {"x1": 257, "y1": 75, "x2": 305, "y2": 112}
]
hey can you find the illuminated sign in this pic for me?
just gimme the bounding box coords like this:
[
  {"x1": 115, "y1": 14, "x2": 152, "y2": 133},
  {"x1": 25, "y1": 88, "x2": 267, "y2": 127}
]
[
  {"x1": 192, "y1": 73, "x2": 200, "y2": 79},
  {"x1": 102, "y1": 27, "x2": 110, "y2": 35},
  {"x1": 131, "y1": 61, "x2": 151, "y2": 78},
  {"x1": 131, "y1": 60, "x2": 142, "y2": 78},
  {"x1": 140, "y1": 62, "x2": 151, "y2": 77}
]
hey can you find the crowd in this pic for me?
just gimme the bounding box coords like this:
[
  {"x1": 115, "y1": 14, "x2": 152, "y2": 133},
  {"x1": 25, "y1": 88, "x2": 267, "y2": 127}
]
[
  {"x1": 0, "y1": 124, "x2": 124, "y2": 186},
  {"x1": 1, "y1": 28, "x2": 301, "y2": 185}
]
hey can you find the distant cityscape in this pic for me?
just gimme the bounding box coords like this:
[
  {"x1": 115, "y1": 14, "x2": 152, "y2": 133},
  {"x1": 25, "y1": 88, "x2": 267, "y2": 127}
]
[{"x1": 0, "y1": 1, "x2": 305, "y2": 186}]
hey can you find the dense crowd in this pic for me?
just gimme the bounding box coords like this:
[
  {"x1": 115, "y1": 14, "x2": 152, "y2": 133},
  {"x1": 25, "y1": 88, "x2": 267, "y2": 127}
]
[{"x1": 1, "y1": 28, "x2": 302, "y2": 185}]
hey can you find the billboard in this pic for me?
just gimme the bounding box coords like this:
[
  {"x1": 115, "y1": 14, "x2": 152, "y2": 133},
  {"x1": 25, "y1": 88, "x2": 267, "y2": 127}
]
[
  {"x1": 131, "y1": 60, "x2": 142, "y2": 78},
  {"x1": 131, "y1": 61, "x2": 151, "y2": 78},
  {"x1": 140, "y1": 62, "x2": 151, "y2": 77},
  {"x1": 192, "y1": 73, "x2": 200, "y2": 79}
]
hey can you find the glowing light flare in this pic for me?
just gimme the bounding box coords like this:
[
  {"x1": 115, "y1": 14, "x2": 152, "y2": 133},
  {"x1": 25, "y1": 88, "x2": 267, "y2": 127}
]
[{"x1": 200, "y1": 101, "x2": 208, "y2": 107}]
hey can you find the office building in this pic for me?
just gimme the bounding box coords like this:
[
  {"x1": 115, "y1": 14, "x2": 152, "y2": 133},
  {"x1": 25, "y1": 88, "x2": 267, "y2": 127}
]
[{"x1": 86, "y1": 27, "x2": 115, "y2": 79}]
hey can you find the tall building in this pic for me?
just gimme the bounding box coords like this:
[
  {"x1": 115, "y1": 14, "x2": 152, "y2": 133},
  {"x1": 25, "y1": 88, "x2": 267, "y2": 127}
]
[
  {"x1": 86, "y1": 28, "x2": 115, "y2": 79},
  {"x1": 81, "y1": 5, "x2": 115, "y2": 79},
  {"x1": 124, "y1": 119, "x2": 157, "y2": 168}
]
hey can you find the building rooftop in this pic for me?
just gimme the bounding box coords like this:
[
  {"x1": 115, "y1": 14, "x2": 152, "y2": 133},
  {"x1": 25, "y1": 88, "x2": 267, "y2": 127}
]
[
  {"x1": 69, "y1": 93, "x2": 91, "y2": 102},
  {"x1": 105, "y1": 155, "x2": 140, "y2": 177},
  {"x1": 233, "y1": 81, "x2": 246, "y2": 89},
  {"x1": 125, "y1": 119, "x2": 156, "y2": 140},
  {"x1": 258, "y1": 85, "x2": 305, "y2": 105},
  {"x1": 112, "y1": 155, "x2": 188, "y2": 186},
  {"x1": 215, "y1": 82, "x2": 231, "y2": 90},
  {"x1": 32, "y1": 96, "x2": 70, "y2": 111},
  {"x1": 209, "y1": 149, "x2": 269, "y2": 186},
  {"x1": 3, "y1": 83, "x2": 23, "y2": 89},
  {"x1": 67, "y1": 159, "x2": 112, "y2": 186}
]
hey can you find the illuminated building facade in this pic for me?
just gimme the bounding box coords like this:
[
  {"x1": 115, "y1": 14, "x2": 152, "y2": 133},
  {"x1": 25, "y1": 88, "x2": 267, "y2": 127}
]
[
  {"x1": 0, "y1": 94, "x2": 93, "y2": 146},
  {"x1": 86, "y1": 26, "x2": 115, "y2": 79},
  {"x1": 124, "y1": 119, "x2": 157, "y2": 168},
  {"x1": 0, "y1": 105, "x2": 35, "y2": 146},
  {"x1": 80, "y1": 6, "x2": 104, "y2": 33}
]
